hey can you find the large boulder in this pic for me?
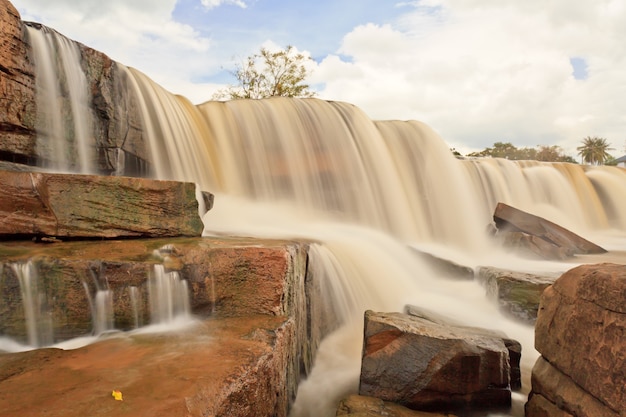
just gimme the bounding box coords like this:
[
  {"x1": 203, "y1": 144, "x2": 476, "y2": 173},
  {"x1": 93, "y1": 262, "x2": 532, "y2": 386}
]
[
  {"x1": 493, "y1": 203, "x2": 606, "y2": 259},
  {"x1": 526, "y1": 263, "x2": 626, "y2": 417},
  {"x1": 359, "y1": 310, "x2": 518, "y2": 414},
  {"x1": 0, "y1": 0, "x2": 37, "y2": 162},
  {"x1": 0, "y1": 170, "x2": 204, "y2": 239}
]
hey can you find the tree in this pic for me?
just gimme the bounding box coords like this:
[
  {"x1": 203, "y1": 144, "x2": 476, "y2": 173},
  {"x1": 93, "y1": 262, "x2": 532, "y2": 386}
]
[
  {"x1": 576, "y1": 136, "x2": 614, "y2": 165},
  {"x1": 467, "y1": 142, "x2": 576, "y2": 162},
  {"x1": 213, "y1": 45, "x2": 316, "y2": 100}
]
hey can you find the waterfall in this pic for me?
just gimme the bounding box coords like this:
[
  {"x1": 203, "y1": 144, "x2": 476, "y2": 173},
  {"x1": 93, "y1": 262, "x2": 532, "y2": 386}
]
[
  {"x1": 21, "y1": 27, "x2": 626, "y2": 417},
  {"x1": 148, "y1": 265, "x2": 191, "y2": 324},
  {"x1": 9, "y1": 261, "x2": 53, "y2": 347},
  {"x1": 25, "y1": 24, "x2": 95, "y2": 174}
]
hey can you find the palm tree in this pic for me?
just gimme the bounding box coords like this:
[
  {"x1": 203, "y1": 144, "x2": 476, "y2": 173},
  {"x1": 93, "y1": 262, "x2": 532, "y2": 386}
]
[{"x1": 576, "y1": 136, "x2": 614, "y2": 165}]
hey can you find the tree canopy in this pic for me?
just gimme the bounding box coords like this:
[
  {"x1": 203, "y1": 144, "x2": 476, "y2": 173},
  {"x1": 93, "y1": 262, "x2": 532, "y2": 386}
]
[
  {"x1": 576, "y1": 136, "x2": 614, "y2": 165},
  {"x1": 212, "y1": 45, "x2": 316, "y2": 100},
  {"x1": 466, "y1": 142, "x2": 576, "y2": 163}
]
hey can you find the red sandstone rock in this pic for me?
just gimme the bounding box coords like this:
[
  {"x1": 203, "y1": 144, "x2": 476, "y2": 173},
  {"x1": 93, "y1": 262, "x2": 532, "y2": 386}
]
[
  {"x1": 359, "y1": 310, "x2": 514, "y2": 413},
  {"x1": 0, "y1": 0, "x2": 37, "y2": 161},
  {"x1": 0, "y1": 170, "x2": 203, "y2": 238},
  {"x1": 0, "y1": 316, "x2": 295, "y2": 417},
  {"x1": 528, "y1": 263, "x2": 626, "y2": 416}
]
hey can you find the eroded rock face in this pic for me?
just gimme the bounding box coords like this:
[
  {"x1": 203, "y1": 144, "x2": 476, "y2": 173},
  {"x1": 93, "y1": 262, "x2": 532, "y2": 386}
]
[
  {"x1": 359, "y1": 310, "x2": 517, "y2": 413},
  {"x1": 0, "y1": 0, "x2": 36, "y2": 162},
  {"x1": 493, "y1": 202, "x2": 606, "y2": 259},
  {"x1": 526, "y1": 263, "x2": 626, "y2": 417},
  {"x1": 0, "y1": 170, "x2": 203, "y2": 239}
]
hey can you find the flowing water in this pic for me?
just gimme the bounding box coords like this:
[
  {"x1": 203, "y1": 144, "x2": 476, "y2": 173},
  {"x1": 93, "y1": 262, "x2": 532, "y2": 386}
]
[{"x1": 9, "y1": 25, "x2": 626, "y2": 416}]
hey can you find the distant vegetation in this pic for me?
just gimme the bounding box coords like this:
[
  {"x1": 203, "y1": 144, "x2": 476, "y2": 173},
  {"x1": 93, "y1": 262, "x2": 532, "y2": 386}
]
[
  {"x1": 212, "y1": 45, "x2": 316, "y2": 100},
  {"x1": 466, "y1": 142, "x2": 577, "y2": 163}
]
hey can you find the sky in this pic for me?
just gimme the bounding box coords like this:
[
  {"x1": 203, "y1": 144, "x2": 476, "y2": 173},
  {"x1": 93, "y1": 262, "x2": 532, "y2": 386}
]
[{"x1": 14, "y1": 0, "x2": 626, "y2": 157}]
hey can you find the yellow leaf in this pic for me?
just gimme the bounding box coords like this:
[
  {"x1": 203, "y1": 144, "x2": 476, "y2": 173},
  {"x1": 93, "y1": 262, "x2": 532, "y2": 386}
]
[{"x1": 112, "y1": 390, "x2": 123, "y2": 401}]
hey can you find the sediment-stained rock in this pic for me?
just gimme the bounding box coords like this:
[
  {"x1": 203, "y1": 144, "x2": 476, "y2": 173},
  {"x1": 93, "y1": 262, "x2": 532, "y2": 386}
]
[
  {"x1": 0, "y1": 170, "x2": 204, "y2": 239},
  {"x1": 527, "y1": 263, "x2": 626, "y2": 417},
  {"x1": 359, "y1": 310, "x2": 516, "y2": 413}
]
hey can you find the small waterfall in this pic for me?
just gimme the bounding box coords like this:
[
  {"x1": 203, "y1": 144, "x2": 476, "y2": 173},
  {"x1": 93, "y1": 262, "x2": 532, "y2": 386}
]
[
  {"x1": 10, "y1": 261, "x2": 53, "y2": 347},
  {"x1": 128, "y1": 286, "x2": 142, "y2": 329},
  {"x1": 82, "y1": 266, "x2": 115, "y2": 336},
  {"x1": 148, "y1": 265, "x2": 191, "y2": 324},
  {"x1": 25, "y1": 24, "x2": 95, "y2": 174}
]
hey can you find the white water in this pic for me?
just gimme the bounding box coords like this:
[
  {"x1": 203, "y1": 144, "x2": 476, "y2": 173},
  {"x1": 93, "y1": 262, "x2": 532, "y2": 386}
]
[
  {"x1": 9, "y1": 261, "x2": 53, "y2": 347},
  {"x1": 26, "y1": 25, "x2": 94, "y2": 173},
  {"x1": 148, "y1": 265, "x2": 191, "y2": 324}
]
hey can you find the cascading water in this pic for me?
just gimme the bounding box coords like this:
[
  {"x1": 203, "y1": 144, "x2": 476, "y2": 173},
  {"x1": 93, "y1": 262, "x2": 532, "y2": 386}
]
[
  {"x1": 20, "y1": 26, "x2": 626, "y2": 417},
  {"x1": 9, "y1": 261, "x2": 53, "y2": 347},
  {"x1": 148, "y1": 265, "x2": 191, "y2": 324},
  {"x1": 25, "y1": 24, "x2": 95, "y2": 174}
]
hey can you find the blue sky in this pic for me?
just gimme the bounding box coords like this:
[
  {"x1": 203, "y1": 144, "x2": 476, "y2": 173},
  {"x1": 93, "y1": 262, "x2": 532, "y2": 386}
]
[{"x1": 13, "y1": 0, "x2": 626, "y2": 157}]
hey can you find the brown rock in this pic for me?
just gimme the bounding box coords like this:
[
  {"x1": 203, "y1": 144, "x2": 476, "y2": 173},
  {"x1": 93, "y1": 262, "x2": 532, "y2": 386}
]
[
  {"x1": 0, "y1": 170, "x2": 203, "y2": 238},
  {"x1": 0, "y1": 315, "x2": 296, "y2": 417},
  {"x1": 529, "y1": 263, "x2": 626, "y2": 416},
  {"x1": 359, "y1": 310, "x2": 514, "y2": 413},
  {"x1": 0, "y1": 0, "x2": 37, "y2": 162},
  {"x1": 337, "y1": 395, "x2": 457, "y2": 417},
  {"x1": 526, "y1": 357, "x2": 619, "y2": 417},
  {"x1": 493, "y1": 202, "x2": 606, "y2": 258}
]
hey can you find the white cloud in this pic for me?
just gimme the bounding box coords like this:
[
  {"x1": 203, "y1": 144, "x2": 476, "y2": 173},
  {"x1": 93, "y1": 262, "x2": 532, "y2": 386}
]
[
  {"x1": 200, "y1": 0, "x2": 248, "y2": 10},
  {"x1": 315, "y1": 0, "x2": 626, "y2": 157}
]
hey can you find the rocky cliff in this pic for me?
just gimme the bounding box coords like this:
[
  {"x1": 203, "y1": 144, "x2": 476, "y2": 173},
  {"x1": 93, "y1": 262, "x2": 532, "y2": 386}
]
[{"x1": 0, "y1": 0, "x2": 149, "y2": 175}]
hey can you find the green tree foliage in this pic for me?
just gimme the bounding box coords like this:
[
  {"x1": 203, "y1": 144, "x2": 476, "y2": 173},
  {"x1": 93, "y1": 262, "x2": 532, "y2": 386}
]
[
  {"x1": 576, "y1": 136, "x2": 614, "y2": 165},
  {"x1": 466, "y1": 142, "x2": 575, "y2": 162},
  {"x1": 213, "y1": 45, "x2": 316, "y2": 100}
]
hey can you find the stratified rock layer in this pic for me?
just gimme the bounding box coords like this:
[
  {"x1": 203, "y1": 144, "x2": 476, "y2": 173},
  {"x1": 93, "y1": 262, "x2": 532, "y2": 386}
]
[
  {"x1": 0, "y1": 237, "x2": 322, "y2": 417},
  {"x1": 359, "y1": 310, "x2": 516, "y2": 413},
  {"x1": 0, "y1": 0, "x2": 36, "y2": 162},
  {"x1": 0, "y1": 170, "x2": 203, "y2": 238},
  {"x1": 526, "y1": 263, "x2": 626, "y2": 417}
]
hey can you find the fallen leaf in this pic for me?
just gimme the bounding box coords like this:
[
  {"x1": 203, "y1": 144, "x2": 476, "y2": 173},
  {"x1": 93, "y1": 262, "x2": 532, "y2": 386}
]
[{"x1": 112, "y1": 390, "x2": 123, "y2": 401}]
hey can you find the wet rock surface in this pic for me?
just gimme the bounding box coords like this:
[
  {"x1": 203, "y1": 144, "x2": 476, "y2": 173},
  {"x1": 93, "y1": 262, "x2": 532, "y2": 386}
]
[
  {"x1": 0, "y1": 316, "x2": 295, "y2": 417},
  {"x1": 0, "y1": 236, "x2": 321, "y2": 417},
  {"x1": 359, "y1": 310, "x2": 518, "y2": 414},
  {"x1": 526, "y1": 263, "x2": 626, "y2": 417},
  {"x1": 0, "y1": 170, "x2": 204, "y2": 239},
  {"x1": 493, "y1": 202, "x2": 606, "y2": 260},
  {"x1": 476, "y1": 267, "x2": 558, "y2": 323}
]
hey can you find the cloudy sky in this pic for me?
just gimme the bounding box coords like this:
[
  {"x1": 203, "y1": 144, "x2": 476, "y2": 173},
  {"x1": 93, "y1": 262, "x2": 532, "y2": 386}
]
[{"x1": 14, "y1": 0, "x2": 626, "y2": 157}]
